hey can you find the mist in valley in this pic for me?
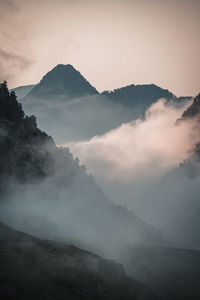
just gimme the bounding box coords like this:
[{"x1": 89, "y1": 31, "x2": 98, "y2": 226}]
[
  {"x1": 1, "y1": 0, "x2": 200, "y2": 298},
  {"x1": 1, "y1": 75, "x2": 200, "y2": 300},
  {"x1": 8, "y1": 74, "x2": 200, "y2": 257},
  {"x1": 61, "y1": 96, "x2": 200, "y2": 249}
]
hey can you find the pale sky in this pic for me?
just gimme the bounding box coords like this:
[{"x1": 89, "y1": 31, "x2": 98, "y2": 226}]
[{"x1": 0, "y1": 0, "x2": 199, "y2": 96}]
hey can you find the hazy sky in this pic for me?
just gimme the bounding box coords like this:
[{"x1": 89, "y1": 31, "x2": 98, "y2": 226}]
[{"x1": 0, "y1": 0, "x2": 199, "y2": 96}]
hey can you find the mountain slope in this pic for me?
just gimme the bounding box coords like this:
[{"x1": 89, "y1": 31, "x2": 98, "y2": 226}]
[
  {"x1": 0, "y1": 222, "x2": 156, "y2": 300},
  {"x1": 26, "y1": 64, "x2": 98, "y2": 99}
]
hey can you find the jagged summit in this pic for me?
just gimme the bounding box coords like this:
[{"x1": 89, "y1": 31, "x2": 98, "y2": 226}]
[{"x1": 26, "y1": 64, "x2": 98, "y2": 99}]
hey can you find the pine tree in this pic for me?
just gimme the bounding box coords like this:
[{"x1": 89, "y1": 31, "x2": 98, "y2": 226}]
[{"x1": 0, "y1": 81, "x2": 24, "y2": 124}]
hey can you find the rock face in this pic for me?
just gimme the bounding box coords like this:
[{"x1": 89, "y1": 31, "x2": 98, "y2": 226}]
[
  {"x1": 26, "y1": 64, "x2": 98, "y2": 99},
  {"x1": 0, "y1": 222, "x2": 156, "y2": 300}
]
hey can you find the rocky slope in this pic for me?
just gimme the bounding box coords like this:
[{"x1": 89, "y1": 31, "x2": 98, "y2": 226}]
[{"x1": 0, "y1": 222, "x2": 156, "y2": 300}]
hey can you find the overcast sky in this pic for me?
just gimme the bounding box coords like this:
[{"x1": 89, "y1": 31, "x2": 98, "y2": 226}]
[{"x1": 0, "y1": 0, "x2": 199, "y2": 96}]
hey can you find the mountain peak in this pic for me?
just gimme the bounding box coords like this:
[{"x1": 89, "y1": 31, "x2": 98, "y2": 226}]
[
  {"x1": 26, "y1": 64, "x2": 98, "y2": 99},
  {"x1": 54, "y1": 63, "x2": 75, "y2": 69},
  {"x1": 51, "y1": 64, "x2": 77, "y2": 73}
]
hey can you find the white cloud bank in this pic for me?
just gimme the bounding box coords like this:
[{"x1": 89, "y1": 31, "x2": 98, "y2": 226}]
[{"x1": 66, "y1": 99, "x2": 199, "y2": 183}]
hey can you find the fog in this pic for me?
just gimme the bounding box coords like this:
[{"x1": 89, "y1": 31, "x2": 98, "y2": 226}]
[
  {"x1": 21, "y1": 94, "x2": 144, "y2": 143},
  {"x1": 0, "y1": 140, "x2": 165, "y2": 262},
  {"x1": 1, "y1": 90, "x2": 200, "y2": 260},
  {"x1": 63, "y1": 98, "x2": 200, "y2": 249},
  {"x1": 1, "y1": 0, "x2": 200, "y2": 296},
  {"x1": 67, "y1": 99, "x2": 196, "y2": 181},
  {"x1": 1, "y1": 84, "x2": 200, "y2": 300},
  {"x1": 8, "y1": 94, "x2": 200, "y2": 252}
]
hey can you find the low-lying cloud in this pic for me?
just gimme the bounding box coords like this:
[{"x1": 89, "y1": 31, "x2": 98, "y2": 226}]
[
  {"x1": 64, "y1": 98, "x2": 200, "y2": 249},
  {"x1": 67, "y1": 98, "x2": 198, "y2": 183}
]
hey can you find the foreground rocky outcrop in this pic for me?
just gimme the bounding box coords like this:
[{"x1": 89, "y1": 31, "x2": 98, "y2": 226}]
[{"x1": 0, "y1": 222, "x2": 156, "y2": 300}]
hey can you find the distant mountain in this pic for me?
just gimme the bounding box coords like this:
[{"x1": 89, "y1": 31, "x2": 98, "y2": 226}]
[
  {"x1": 20, "y1": 65, "x2": 182, "y2": 142},
  {"x1": 10, "y1": 84, "x2": 35, "y2": 98},
  {"x1": 0, "y1": 222, "x2": 155, "y2": 300},
  {"x1": 16, "y1": 64, "x2": 191, "y2": 143},
  {"x1": 26, "y1": 64, "x2": 98, "y2": 99},
  {"x1": 102, "y1": 84, "x2": 175, "y2": 115}
]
